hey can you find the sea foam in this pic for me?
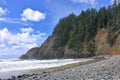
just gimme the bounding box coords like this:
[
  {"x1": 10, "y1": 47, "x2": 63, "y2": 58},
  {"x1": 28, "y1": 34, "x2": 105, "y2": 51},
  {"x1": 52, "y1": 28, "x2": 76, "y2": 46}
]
[{"x1": 0, "y1": 58, "x2": 92, "y2": 73}]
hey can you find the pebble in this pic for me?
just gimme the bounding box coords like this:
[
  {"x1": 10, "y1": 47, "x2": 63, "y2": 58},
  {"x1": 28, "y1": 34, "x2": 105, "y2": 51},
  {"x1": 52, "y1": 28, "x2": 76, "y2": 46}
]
[{"x1": 6, "y1": 56, "x2": 120, "y2": 80}]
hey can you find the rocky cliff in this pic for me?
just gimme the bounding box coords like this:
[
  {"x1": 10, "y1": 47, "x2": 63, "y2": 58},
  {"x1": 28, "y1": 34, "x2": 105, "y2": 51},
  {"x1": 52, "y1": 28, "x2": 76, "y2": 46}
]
[{"x1": 20, "y1": 3, "x2": 120, "y2": 59}]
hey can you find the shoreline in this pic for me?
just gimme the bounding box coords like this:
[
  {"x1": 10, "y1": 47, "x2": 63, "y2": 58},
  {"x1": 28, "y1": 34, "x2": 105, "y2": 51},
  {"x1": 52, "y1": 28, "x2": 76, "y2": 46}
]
[{"x1": 1, "y1": 56, "x2": 106, "y2": 79}]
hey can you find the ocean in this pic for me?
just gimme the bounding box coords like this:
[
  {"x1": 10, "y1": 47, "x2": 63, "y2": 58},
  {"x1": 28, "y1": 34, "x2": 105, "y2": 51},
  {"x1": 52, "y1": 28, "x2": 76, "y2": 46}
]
[{"x1": 0, "y1": 58, "x2": 92, "y2": 78}]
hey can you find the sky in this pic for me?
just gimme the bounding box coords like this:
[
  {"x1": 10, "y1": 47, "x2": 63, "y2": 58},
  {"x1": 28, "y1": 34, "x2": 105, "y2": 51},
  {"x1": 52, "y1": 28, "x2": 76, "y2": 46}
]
[{"x1": 0, "y1": 0, "x2": 113, "y2": 58}]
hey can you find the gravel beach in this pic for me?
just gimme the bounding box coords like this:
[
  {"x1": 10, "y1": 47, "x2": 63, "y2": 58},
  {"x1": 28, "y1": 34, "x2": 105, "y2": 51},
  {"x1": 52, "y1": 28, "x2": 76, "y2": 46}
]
[{"x1": 4, "y1": 56, "x2": 120, "y2": 80}]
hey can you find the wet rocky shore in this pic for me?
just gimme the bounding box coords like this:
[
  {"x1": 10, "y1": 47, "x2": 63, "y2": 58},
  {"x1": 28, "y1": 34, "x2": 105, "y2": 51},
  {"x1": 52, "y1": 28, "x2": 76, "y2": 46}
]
[{"x1": 2, "y1": 56, "x2": 120, "y2": 80}]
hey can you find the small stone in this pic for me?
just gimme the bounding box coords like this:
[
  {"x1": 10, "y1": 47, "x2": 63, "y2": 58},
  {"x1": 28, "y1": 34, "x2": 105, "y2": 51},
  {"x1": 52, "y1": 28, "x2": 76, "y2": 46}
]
[
  {"x1": 11, "y1": 76, "x2": 16, "y2": 79},
  {"x1": 42, "y1": 71, "x2": 47, "y2": 74},
  {"x1": 87, "y1": 77, "x2": 93, "y2": 80},
  {"x1": 66, "y1": 77, "x2": 69, "y2": 79},
  {"x1": 43, "y1": 74, "x2": 47, "y2": 77},
  {"x1": 7, "y1": 78, "x2": 12, "y2": 80},
  {"x1": 17, "y1": 75, "x2": 22, "y2": 78},
  {"x1": 33, "y1": 76, "x2": 37, "y2": 79}
]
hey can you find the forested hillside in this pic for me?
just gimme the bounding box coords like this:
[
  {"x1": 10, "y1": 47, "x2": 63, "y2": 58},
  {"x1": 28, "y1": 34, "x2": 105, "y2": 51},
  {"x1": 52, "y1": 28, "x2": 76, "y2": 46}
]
[{"x1": 20, "y1": 1, "x2": 120, "y2": 59}]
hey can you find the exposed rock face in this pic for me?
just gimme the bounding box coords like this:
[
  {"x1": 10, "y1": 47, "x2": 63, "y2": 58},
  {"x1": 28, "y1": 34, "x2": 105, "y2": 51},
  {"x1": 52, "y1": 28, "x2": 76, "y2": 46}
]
[
  {"x1": 20, "y1": 28, "x2": 120, "y2": 59},
  {"x1": 20, "y1": 29, "x2": 107, "y2": 59},
  {"x1": 20, "y1": 47, "x2": 39, "y2": 59}
]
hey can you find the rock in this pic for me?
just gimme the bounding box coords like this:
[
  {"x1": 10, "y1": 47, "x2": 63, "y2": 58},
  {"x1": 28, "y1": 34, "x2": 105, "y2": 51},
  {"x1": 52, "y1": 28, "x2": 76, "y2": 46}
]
[
  {"x1": 43, "y1": 74, "x2": 47, "y2": 77},
  {"x1": 5, "y1": 56, "x2": 120, "y2": 80},
  {"x1": 6, "y1": 78, "x2": 12, "y2": 80},
  {"x1": 11, "y1": 76, "x2": 16, "y2": 80},
  {"x1": 17, "y1": 75, "x2": 22, "y2": 78}
]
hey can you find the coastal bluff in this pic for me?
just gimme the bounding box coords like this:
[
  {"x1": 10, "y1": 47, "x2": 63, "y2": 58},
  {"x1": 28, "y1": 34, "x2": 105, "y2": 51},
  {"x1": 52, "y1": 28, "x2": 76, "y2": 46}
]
[{"x1": 20, "y1": 4, "x2": 120, "y2": 59}]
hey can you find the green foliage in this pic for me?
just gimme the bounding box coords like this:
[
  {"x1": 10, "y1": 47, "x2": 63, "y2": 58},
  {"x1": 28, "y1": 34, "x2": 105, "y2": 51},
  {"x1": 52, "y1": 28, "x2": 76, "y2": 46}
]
[
  {"x1": 98, "y1": 7, "x2": 108, "y2": 28},
  {"x1": 21, "y1": 0, "x2": 120, "y2": 59},
  {"x1": 67, "y1": 9, "x2": 98, "y2": 52},
  {"x1": 52, "y1": 13, "x2": 77, "y2": 49},
  {"x1": 52, "y1": 0, "x2": 120, "y2": 55},
  {"x1": 107, "y1": 2, "x2": 120, "y2": 46},
  {"x1": 52, "y1": 8, "x2": 99, "y2": 54}
]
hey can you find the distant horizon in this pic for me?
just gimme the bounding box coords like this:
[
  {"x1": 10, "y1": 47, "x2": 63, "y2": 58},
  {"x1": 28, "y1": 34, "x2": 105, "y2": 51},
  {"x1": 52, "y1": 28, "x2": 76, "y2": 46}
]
[{"x1": 0, "y1": 0, "x2": 113, "y2": 58}]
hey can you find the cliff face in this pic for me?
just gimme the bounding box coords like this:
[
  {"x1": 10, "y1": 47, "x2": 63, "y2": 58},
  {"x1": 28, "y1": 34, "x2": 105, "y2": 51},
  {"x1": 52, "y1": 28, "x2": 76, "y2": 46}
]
[
  {"x1": 20, "y1": 28, "x2": 120, "y2": 59},
  {"x1": 20, "y1": 28, "x2": 119, "y2": 59},
  {"x1": 20, "y1": 4, "x2": 120, "y2": 59}
]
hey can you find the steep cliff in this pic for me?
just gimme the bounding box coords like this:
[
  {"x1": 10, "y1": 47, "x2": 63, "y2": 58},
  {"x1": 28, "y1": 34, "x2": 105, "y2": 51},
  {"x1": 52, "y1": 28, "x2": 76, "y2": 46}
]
[{"x1": 20, "y1": 3, "x2": 120, "y2": 59}]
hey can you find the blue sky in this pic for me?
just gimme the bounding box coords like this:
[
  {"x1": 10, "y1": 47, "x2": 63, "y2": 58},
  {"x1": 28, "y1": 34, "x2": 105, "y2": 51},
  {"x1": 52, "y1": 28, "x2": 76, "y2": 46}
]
[{"x1": 0, "y1": 0, "x2": 112, "y2": 58}]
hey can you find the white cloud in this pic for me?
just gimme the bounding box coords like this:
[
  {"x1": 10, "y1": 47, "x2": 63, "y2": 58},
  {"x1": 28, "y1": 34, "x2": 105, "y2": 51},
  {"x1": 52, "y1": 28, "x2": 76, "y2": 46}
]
[
  {"x1": 0, "y1": 7, "x2": 7, "y2": 17},
  {"x1": 0, "y1": 8, "x2": 29, "y2": 25},
  {"x1": 21, "y1": 8, "x2": 46, "y2": 22},
  {"x1": 0, "y1": 18, "x2": 30, "y2": 26},
  {"x1": 73, "y1": 0, "x2": 89, "y2": 3},
  {"x1": 0, "y1": 0, "x2": 7, "y2": 5},
  {"x1": 0, "y1": 27, "x2": 47, "y2": 58},
  {"x1": 72, "y1": 0, "x2": 97, "y2": 6},
  {"x1": 20, "y1": 27, "x2": 34, "y2": 33},
  {"x1": 0, "y1": 7, "x2": 30, "y2": 25},
  {"x1": 0, "y1": 7, "x2": 45, "y2": 25}
]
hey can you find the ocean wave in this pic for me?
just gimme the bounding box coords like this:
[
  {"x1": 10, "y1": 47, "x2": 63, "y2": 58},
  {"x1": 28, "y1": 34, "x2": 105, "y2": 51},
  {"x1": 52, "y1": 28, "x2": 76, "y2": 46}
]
[{"x1": 0, "y1": 58, "x2": 92, "y2": 73}]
